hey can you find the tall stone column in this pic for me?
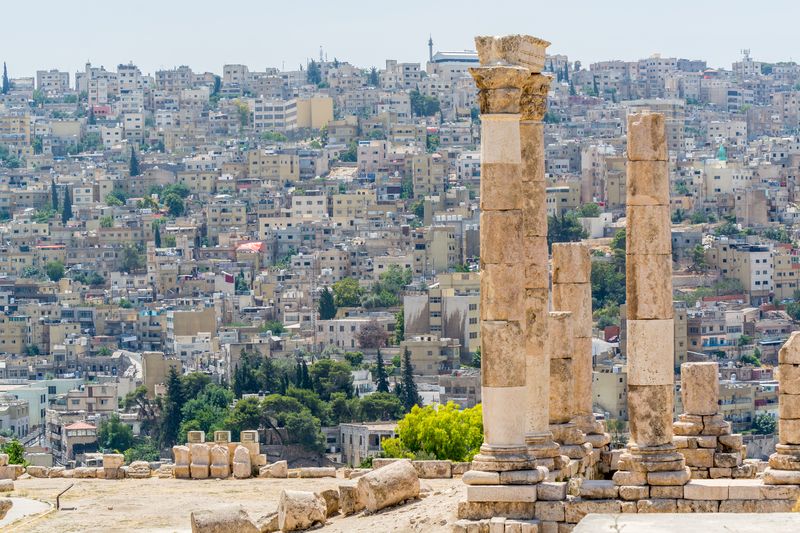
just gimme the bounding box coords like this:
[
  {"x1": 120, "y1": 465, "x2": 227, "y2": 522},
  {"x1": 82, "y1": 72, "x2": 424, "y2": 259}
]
[
  {"x1": 469, "y1": 49, "x2": 538, "y2": 474},
  {"x1": 765, "y1": 332, "x2": 800, "y2": 484},
  {"x1": 614, "y1": 112, "x2": 689, "y2": 487}
]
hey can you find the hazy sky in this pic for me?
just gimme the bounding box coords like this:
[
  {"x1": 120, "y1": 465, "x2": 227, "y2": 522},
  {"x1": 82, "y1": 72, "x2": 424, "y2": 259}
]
[{"x1": 4, "y1": 0, "x2": 800, "y2": 78}]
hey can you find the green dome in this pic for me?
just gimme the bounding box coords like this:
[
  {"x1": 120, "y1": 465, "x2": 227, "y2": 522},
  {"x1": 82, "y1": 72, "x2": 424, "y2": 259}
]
[{"x1": 717, "y1": 144, "x2": 727, "y2": 161}]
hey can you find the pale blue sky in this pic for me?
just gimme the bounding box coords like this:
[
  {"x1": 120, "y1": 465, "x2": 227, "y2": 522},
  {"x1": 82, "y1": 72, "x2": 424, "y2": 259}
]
[{"x1": 4, "y1": 0, "x2": 799, "y2": 78}]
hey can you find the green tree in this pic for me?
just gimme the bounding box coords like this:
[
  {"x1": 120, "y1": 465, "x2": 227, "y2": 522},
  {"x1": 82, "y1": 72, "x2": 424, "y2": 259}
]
[
  {"x1": 307, "y1": 60, "x2": 322, "y2": 85},
  {"x1": 130, "y1": 148, "x2": 140, "y2": 177},
  {"x1": 752, "y1": 413, "x2": 776, "y2": 435},
  {"x1": 547, "y1": 212, "x2": 588, "y2": 250},
  {"x1": 409, "y1": 89, "x2": 440, "y2": 116},
  {"x1": 309, "y1": 358, "x2": 354, "y2": 400},
  {"x1": 178, "y1": 384, "x2": 234, "y2": 441},
  {"x1": 400, "y1": 346, "x2": 420, "y2": 412},
  {"x1": 576, "y1": 203, "x2": 601, "y2": 217},
  {"x1": 1, "y1": 439, "x2": 25, "y2": 464},
  {"x1": 375, "y1": 348, "x2": 390, "y2": 393},
  {"x1": 381, "y1": 402, "x2": 483, "y2": 461},
  {"x1": 153, "y1": 223, "x2": 162, "y2": 248},
  {"x1": 332, "y1": 277, "x2": 363, "y2": 307},
  {"x1": 45, "y1": 260, "x2": 65, "y2": 282},
  {"x1": 283, "y1": 411, "x2": 325, "y2": 452},
  {"x1": 319, "y1": 287, "x2": 336, "y2": 319},
  {"x1": 164, "y1": 193, "x2": 185, "y2": 216},
  {"x1": 359, "y1": 392, "x2": 403, "y2": 421},
  {"x1": 394, "y1": 309, "x2": 405, "y2": 344},
  {"x1": 51, "y1": 180, "x2": 58, "y2": 210},
  {"x1": 1, "y1": 62, "x2": 9, "y2": 95},
  {"x1": 123, "y1": 438, "x2": 160, "y2": 463},
  {"x1": 98, "y1": 414, "x2": 134, "y2": 452},
  {"x1": 120, "y1": 244, "x2": 145, "y2": 272},
  {"x1": 368, "y1": 67, "x2": 380, "y2": 87},
  {"x1": 99, "y1": 215, "x2": 114, "y2": 228},
  {"x1": 690, "y1": 244, "x2": 708, "y2": 273},
  {"x1": 160, "y1": 367, "x2": 185, "y2": 447},
  {"x1": 61, "y1": 186, "x2": 72, "y2": 224}
]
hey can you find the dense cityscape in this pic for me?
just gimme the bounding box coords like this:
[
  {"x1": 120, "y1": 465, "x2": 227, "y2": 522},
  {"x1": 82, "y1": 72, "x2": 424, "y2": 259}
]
[{"x1": 2, "y1": 33, "x2": 800, "y2": 530}]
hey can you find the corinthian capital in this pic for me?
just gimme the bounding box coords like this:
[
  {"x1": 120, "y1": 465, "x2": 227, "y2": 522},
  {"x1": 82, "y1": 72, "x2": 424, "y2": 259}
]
[
  {"x1": 469, "y1": 66, "x2": 532, "y2": 115},
  {"x1": 520, "y1": 74, "x2": 553, "y2": 121}
]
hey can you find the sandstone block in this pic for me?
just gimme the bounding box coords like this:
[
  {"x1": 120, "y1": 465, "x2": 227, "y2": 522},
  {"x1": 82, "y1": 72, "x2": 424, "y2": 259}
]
[
  {"x1": 552, "y1": 243, "x2": 590, "y2": 284},
  {"x1": 74, "y1": 466, "x2": 96, "y2": 478},
  {"x1": 210, "y1": 445, "x2": 229, "y2": 479},
  {"x1": 620, "y1": 501, "x2": 637, "y2": 513},
  {"x1": 627, "y1": 113, "x2": 667, "y2": 162},
  {"x1": 626, "y1": 319, "x2": 675, "y2": 386},
  {"x1": 480, "y1": 115, "x2": 523, "y2": 164},
  {"x1": 673, "y1": 421, "x2": 703, "y2": 436},
  {"x1": 779, "y1": 394, "x2": 800, "y2": 420},
  {"x1": 500, "y1": 467, "x2": 547, "y2": 485},
  {"x1": 0, "y1": 455, "x2": 6, "y2": 467},
  {"x1": 696, "y1": 436, "x2": 718, "y2": 448},
  {"x1": 763, "y1": 467, "x2": 800, "y2": 485},
  {"x1": 649, "y1": 486, "x2": 683, "y2": 499},
  {"x1": 103, "y1": 454, "x2": 125, "y2": 469},
  {"x1": 779, "y1": 417, "x2": 800, "y2": 445},
  {"x1": 612, "y1": 470, "x2": 647, "y2": 486},
  {"x1": 232, "y1": 445, "x2": 252, "y2": 479},
  {"x1": 190, "y1": 443, "x2": 210, "y2": 466},
  {"x1": 564, "y1": 500, "x2": 621, "y2": 523},
  {"x1": 127, "y1": 461, "x2": 151, "y2": 479},
  {"x1": 754, "y1": 499, "x2": 795, "y2": 512},
  {"x1": 626, "y1": 205, "x2": 671, "y2": 254},
  {"x1": 778, "y1": 332, "x2": 800, "y2": 364},
  {"x1": 482, "y1": 321, "x2": 526, "y2": 388},
  {"x1": 186, "y1": 430, "x2": 205, "y2": 443},
  {"x1": 709, "y1": 467, "x2": 732, "y2": 478},
  {"x1": 546, "y1": 311, "x2": 574, "y2": 360},
  {"x1": 259, "y1": 460, "x2": 288, "y2": 478},
  {"x1": 277, "y1": 490, "x2": 327, "y2": 532},
  {"x1": 0, "y1": 480, "x2": 12, "y2": 492},
  {"x1": 413, "y1": 460, "x2": 452, "y2": 478},
  {"x1": 551, "y1": 284, "x2": 591, "y2": 338},
  {"x1": 173, "y1": 465, "x2": 190, "y2": 479},
  {"x1": 481, "y1": 210, "x2": 523, "y2": 264},
  {"x1": 452, "y1": 462, "x2": 471, "y2": 475},
  {"x1": 676, "y1": 499, "x2": 718, "y2": 513},
  {"x1": 481, "y1": 263, "x2": 525, "y2": 322},
  {"x1": 768, "y1": 452, "x2": 800, "y2": 470},
  {"x1": 299, "y1": 466, "x2": 336, "y2": 478},
  {"x1": 537, "y1": 481, "x2": 567, "y2": 501},
  {"x1": 627, "y1": 384, "x2": 674, "y2": 447},
  {"x1": 779, "y1": 364, "x2": 800, "y2": 394},
  {"x1": 316, "y1": 488, "x2": 340, "y2": 517},
  {"x1": 727, "y1": 480, "x2": 762, "y2": 500},
  {"x1": 579, "y1": 480, "x2": 618, "y2": 499},
  {"x1": 637, "y1": 499, "x2": 677, "y2": 513},
  {"x1": 680, "y1": 362, "x2": 719, "y2": 415},
  {"x1": 761, "y1": 483, "x2": 800, "y2": 500},
  {"x1": 619, "y1": 485, "x2": 649, "y2": 500},
  {"x1": 357, "y1": 459, "x2": 420, "y2": 512},
  {"x1": 522, "y1": 181, "x2": 548, "y2": 237},
  {"x1": 683, "y1": 479, "x2": 729, "y2": 500},
  {"x1": 190, "y1": 464, "x2": 210, "y2": 479},
  {"x1": 714, "y1": 452, "x2": 741, "y2": 468},
  {"x1": 467, "y1": 485, "x2": 538, "y2": 503},
  {"x1": 732, "y1": 463, "x2": 757, "y2": 479},
  {"x1": 173, "y1": 445, "x2": 190, "y2": 466},
  {"x1": 48, "y1": 466, "x2": 65, "y2": 478},
  {"x1": 26, "y1": 465, "x2": 49, "y2": 478},
  {"x1": 680, "y1": 448, "x2": 714, "y2": 468},
  {"x1": 524, "y1": 237, "x2": 550, "y2": 288},
  {"x1": 625, "y1": 254, "x2": 674, "y2": 320},
  {"x1": 457, "y1": 501, "x2": 535, "y2": 520},
  {"x1": 464, "y1": 470, "x2": 501, "y2": 485},
  {"x1": 535, "y1": 501, "x2": 565, "y2": 522},
  {"x1": 550, "y1": 359, "x2": 574, "y2": 424},
  {"x1": 190, "y1": 505, "x2": 259, "y2": 533},
  {"x1": 339, "y1": 482, "x2": 366, "y2": 515},
  {"x1": 719, "y1": 499, "x2": 757, "y2": 513},
  {"x1": 646, "y1": 466, "x2": 691, "y2": 486}
]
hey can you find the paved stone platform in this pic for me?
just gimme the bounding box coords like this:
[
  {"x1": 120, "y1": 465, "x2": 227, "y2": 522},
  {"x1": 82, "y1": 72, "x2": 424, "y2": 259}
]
[{"x1": 574, "y1": 513, "x2": 800, "y2": 532}]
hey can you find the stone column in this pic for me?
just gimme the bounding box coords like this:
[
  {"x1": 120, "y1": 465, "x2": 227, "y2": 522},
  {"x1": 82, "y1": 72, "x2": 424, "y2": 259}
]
[
  {"x1": 469, "y1": 46, "x2": 538, "y2": 474},
  {"x1": 765, "y1": 332, "x2": 800, "y2": 484},
  {"x1": 614, "y1": 112, "x2": 689, "y2": 487},
  {"x1": 552, "y1": 242, "x2": 610, "y2": 453}
]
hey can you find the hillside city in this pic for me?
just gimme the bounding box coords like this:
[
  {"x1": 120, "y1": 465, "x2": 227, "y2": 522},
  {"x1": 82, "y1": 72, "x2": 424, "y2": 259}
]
[{"x1": 0, "y1": 40, "x2": 797, "y2": 483}]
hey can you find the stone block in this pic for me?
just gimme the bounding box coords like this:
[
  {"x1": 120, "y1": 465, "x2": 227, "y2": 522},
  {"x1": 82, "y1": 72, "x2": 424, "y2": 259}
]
[
  {"x1": 754, "y1": 499, "x2": 795, "y2": 512},
  {"x1": 683, "y1": 479, "x2": 729, "y2": 500},
  {"x1": 727, "y1": 480, "x2": 762, "y2": 500},
  {"x1": 646, "y1": 466, "x2": 691, "y2": 486},
  {"x1": 714, "y1": 453, "x2": 742, "y2": 468},
  {"x1": 680, "y1": 448, "x2": 714, "y2": 468},
  {"x1": 26, "y1": 466, "x2": 49, "y2": 478},
  {"x1": 709, "y1": 467, "x2": 732, "y2": 478},
  {"x1": 173, "y1": 445, "x2": 190, "y2": 466},
  {"x1": 481, "y1": 263, "x2": 525, "y2": 322},
  {"x1": 551, "y1": 284, "x2": 591, "y2": 338},
  {"x1": 339, "y1": 482, "x2": 366, "y2": 516},
  {"x1": 627, "y1": 113, "x2": 667, "y2": 162},
  {"x1": 779, "y1": 364, "x2": 800, "y2": 394},
  {"x1": 673, "y1": 421, "x2": 703, "y2": 437},
  {"x1": 626, "y1": 160, "x2": 669, "y2": 207},
  {"x1": 626, "y1": 205, "x2": 671, "y2": 255},
  {"x1": 579, "y1": 480, "x2": 618, "y2": 499},
  {"x1": 480, "y1": 161, "x2": 524, "y2": 211},
  {"x1": 213, "y1": 430, "x2": 232, "y2": 444},
  {"x1": 626, "y1": 320, "x2": 675, "y2": 386},
  {"x1": 480, "y1": 115, "x2": 523, "y2": 164},
  {"x1": 680, "y1": 362, "x2": 719, "y2": 415},
  {"x1": 457, "y1": 501, "x2": 536, "y2": 520},
  {"x1": 779, "y1": 418, "x2": 800, "y2": 445},
  {"x1": 564, "y1": 500, "x2": 621, "y2": 524},
  {"x1": 500, "y1": 467, "x2": 547, "y2": 485},
  {"x1": 522, "y1": 181, "x2": 548, "y2": 238},
  {"x1": 467, "y1": 485, "x2": 538, "y2": 503},
  {"x1": 186, "y1": 430, "x2": 205, "y2": 443},
  {"x1": 357, "y1": 460, "x2": 420, "y2": 512},
  {"x1": 649, "y1": 486, "x2": 683, "y2": 499},
  {"x1": 298, "y1": 467, "x2": 336, "y2": 478},
  {"x1": 696, "y1": 436, "x2": 718, "y2": 448},
  {"x1": 549, "y1": 359, "x2": 574, "y2": 424},
  {"x1": 190, "y1": 464, "x2": 210, "y2": 479},
  {"x1": 761, "y1": 484, "x2": 800, "y2": 500},
  {"x1": 779, "y1": 394, "x2": 800, "y2": 419},
  {"x1": 627, "y1": 384, "x2": 674, "y2": 447},
  {"x1": 413, "y1": 460, "x2": 452, "y2": 479},
  {"x1": 0, "y1": 480, "x2": 11, "y2": 492},
  {"x1": 48, "y1": 467, "x2": 65, "y2": 478},
  {"x1": 481, "y1": 321, "x2": 525, "y2": 387},
  {"x1": 768, "y1": 453, "x2": 800, "y2": 470},
  {"x1": 190, "y1": 443, "x2": 210, "y2": 466},
  {"x1": 102, "y1": 454, "x2": 125, "y2": 469},
  {"x1": 277, "y1": 490, "x2": 327, "y2": 532},
  {"x1": 190, "y1": 505, "x2": 259, "y2": 533},
  {"x1": 316, "y1": 488, "x2": 339, "y2": 517},
  {"x1": 764, "y1": 467, "x2": 800, "y2": 484},
  {"x1": 0, "y1": 455, "x2": 6, "y2": 467},
  {"x1": 618, "y1": 485, "x2": 649, "y2": 500},
  {"x1": 625, "y1": 254, "x2": 674, "y2": 320},
  {"x1": 673, "y1": 436, "x2": 690, "y2": 449},
  {"x1": 537, "y1": 482, "x2": 567, "y2": 501},
  {"x1": 636, "y1": 499, "x2": 677, "y2": 513},
  {"x1": 620, "y1": 501, "x2": 638, "y2": 513},
  {"x1": 173, "y1": 465, "x2": 190, "y2": 479},
  {"x1": 552, "y1": 243, "x2": 590, "y2": 284},
  {"x1": 676, "y1": 499, "x2": 719, "y2": 513},
  {"x1": 524, "y1": 237, "x2": 550, "y2": 288},
  {"x1": 481, "y1": 210, "x2": 523, "y2": 264},
  {"x1": 778, "y1": 331, "x2": 800, "y2": 364},
  {"x1": 464, "y1": 470, "x2": 501, "y2": 485},
  {"x1": 74, "y1": 466, "x2": 96, "y2": 478},
  {"x1": 718, "y1": 499, "x2": 757, "y2": 513},
  {"x1": 453, "y1": 462, "x2": 471, "y2": 475},
  {"x1": 613, "y1": 470, "x2": 647, "y2": 486},
  {"x1": 732, "y1": 463, "x2": 757, "y2": 479},
  {"x1": 535, "y1": 501, "x2": 565, "y2": 522}
]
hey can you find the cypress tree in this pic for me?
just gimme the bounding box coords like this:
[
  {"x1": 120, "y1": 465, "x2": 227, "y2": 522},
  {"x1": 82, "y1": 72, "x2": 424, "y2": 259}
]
[
  {"x1": 154, "y1": 223, "x2": 161, "y2": 248},
  {"x1": 51, "y1": 180, "x2": 58, "y2": 211},
  {"x1": 61, "y1": 187, "x2": 72, "y2": 224},
  {"x1": 375, "y1": 347, "x2": 390, "y2": 393},
  {"x1": 1, "y1": 63, "x2": 9, "y2": 95},
  {"x1": 301, "y1": 360, "x2": 312, "y2": 389},
  {"x1": 295, "y1": 361, "x2": 303, "y2": 387},
  {"x1": 400, "y1": 346, "x2": 419, "y2": 412},
  {"x1": 318, "y1": 287, "x2": 336, "y2": 320},
  {"x1": 130, "y1": 148, "x2": 140, "y2": 177},
  {"x1": 160, "y1": 366, "x2": 184, "y2": 447}
]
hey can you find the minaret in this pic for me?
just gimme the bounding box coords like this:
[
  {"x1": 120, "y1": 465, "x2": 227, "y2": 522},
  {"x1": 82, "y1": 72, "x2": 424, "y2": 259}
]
[{"x1": 428, "y1": 36, "x2": 434, "y2": 62}]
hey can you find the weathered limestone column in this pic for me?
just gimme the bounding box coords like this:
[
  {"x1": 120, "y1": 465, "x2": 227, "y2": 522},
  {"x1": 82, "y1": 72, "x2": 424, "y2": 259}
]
[
  {"x1": 469, "y1": 37, "x2": 539, "y2": 474},
  {"x1": 765, "y1": 332, "x2": 800, "y2": 484},
  {"x1": 614, "y1": 112, "x2": 689, "y2": 488},
  {"x1": 552, "y1": 242, "x2": 610, "y2": 455},
  {"x1": 674, "y1": 362, "x2": 753, "y2": 479}
]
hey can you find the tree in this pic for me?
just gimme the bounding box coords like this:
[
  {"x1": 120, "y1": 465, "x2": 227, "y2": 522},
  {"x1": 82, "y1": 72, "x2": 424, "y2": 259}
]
[
  {"x1": 123, "y1": 438, "x2": 160, "y2": 463},
  {"x1": 547, "y1": 212, "x2": 588, "y2": 250},
  {"x1": 400, "y1": 346, "x2": 420, "y2": 412},
  {"x1": 164, "y1": 193, "x2": 185, "y2": 217},
  {"x1": 576, "y1": 203, "x2": 601, "y2": 218},
  {"x1": 307, "y1": 60, "x2": 322, "y2": 85},
  {"x1": 225, "y1": 396, "x2": 262, "y2": 438},
  {"x1": 122, "y1": 386, "x2": 159, "y2": 437},
  {"x1": 130, "y1": 148, "x2": 140, "y2": 177},
  {"x1": 45, "y1": 260, "x2": 65, "y2": 282},
  {"x1": 394, "y1": 309, "x2": 405, "y2": 344},
  {"x1": 284, "y1": 411, "x2": 325, "y2": 452},
  {"x1": 1, "y1": 439, "x2": 25, "y2": 464},
  {"x1": 368, "y1": 67, "x2": 380, "y2": 87},
  {"x1": 1, "y1": 62, "x2": 9, "y2": 95},
  {"x1": 357, "y1": 319, "x2": 389, "y2": 349},
  {"x1": 409, "y1": 89, "x2": 440, "y2": 117},
  {"x1": 98, "y1": 414, "x2": 134, "y2": 452},
  {"x1": 309, "y1": 358, "x2": 354, "y2": 400},
  {"x1": 120, "y1": 244, "x2": 145, "y2": 272},
  {"x1": 61, "y1": 186, "x2": 72, "y2": 224},
  {"x1": 51, "y1": 180, "x2": 58, "y2": 211},
  {"x1": 332, "y1": 277, "x2": 363, "y2": 307},
  {"x1": 153, "y1": 223, "x2": 162, "y2": 248},
  {"x1": 752, "y1": 413, "x2": 776, "y2": 435},
  {"x1": 690, "y1": 244, "x2": 709, "y2": 273},
  {"x1": 160, "y1": 366, "x2": 185, "y2": 447},
  {"x1": 381, "y1": 402, "x2": 483, "y2": 461},
  {"x1": 375, "y1": 348, "x2": 390, "y2": 393},
  {"x1": 359, "y1": 392, "x2": 403, "y2": 421},
  {"x1": 319, "y1": 287, "x2": 336, "y2": 319},
  {"x1": 99, "y1": 215, "x2": 114, "y2": 228}
]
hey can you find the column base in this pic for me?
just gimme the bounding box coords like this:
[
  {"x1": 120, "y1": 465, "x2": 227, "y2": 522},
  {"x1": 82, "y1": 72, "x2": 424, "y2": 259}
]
[
  {"x1": 472, "y1": 444, "x2": 535, "y2": 472},
  {"x1": 550, "y1": 422, "x2": 586, "y2": 446},
  {"x1": 616, "y1": 443, "x2": 690, "y2": 486}
]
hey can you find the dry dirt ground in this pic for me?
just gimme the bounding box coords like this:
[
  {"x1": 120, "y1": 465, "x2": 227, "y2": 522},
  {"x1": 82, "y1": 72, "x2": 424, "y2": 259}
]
[{"x1": 5, "y1": 475, "x2": 465, "y2": 532}]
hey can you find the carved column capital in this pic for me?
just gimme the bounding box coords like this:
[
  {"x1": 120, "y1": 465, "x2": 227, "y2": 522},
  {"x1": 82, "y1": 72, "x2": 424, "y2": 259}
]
[
  {"x1": 469, "y1": 66, "x2": 532, "y2": 114},
  {"x1": 520, "y1": 74, "x2": 552, "y2": 122}
]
